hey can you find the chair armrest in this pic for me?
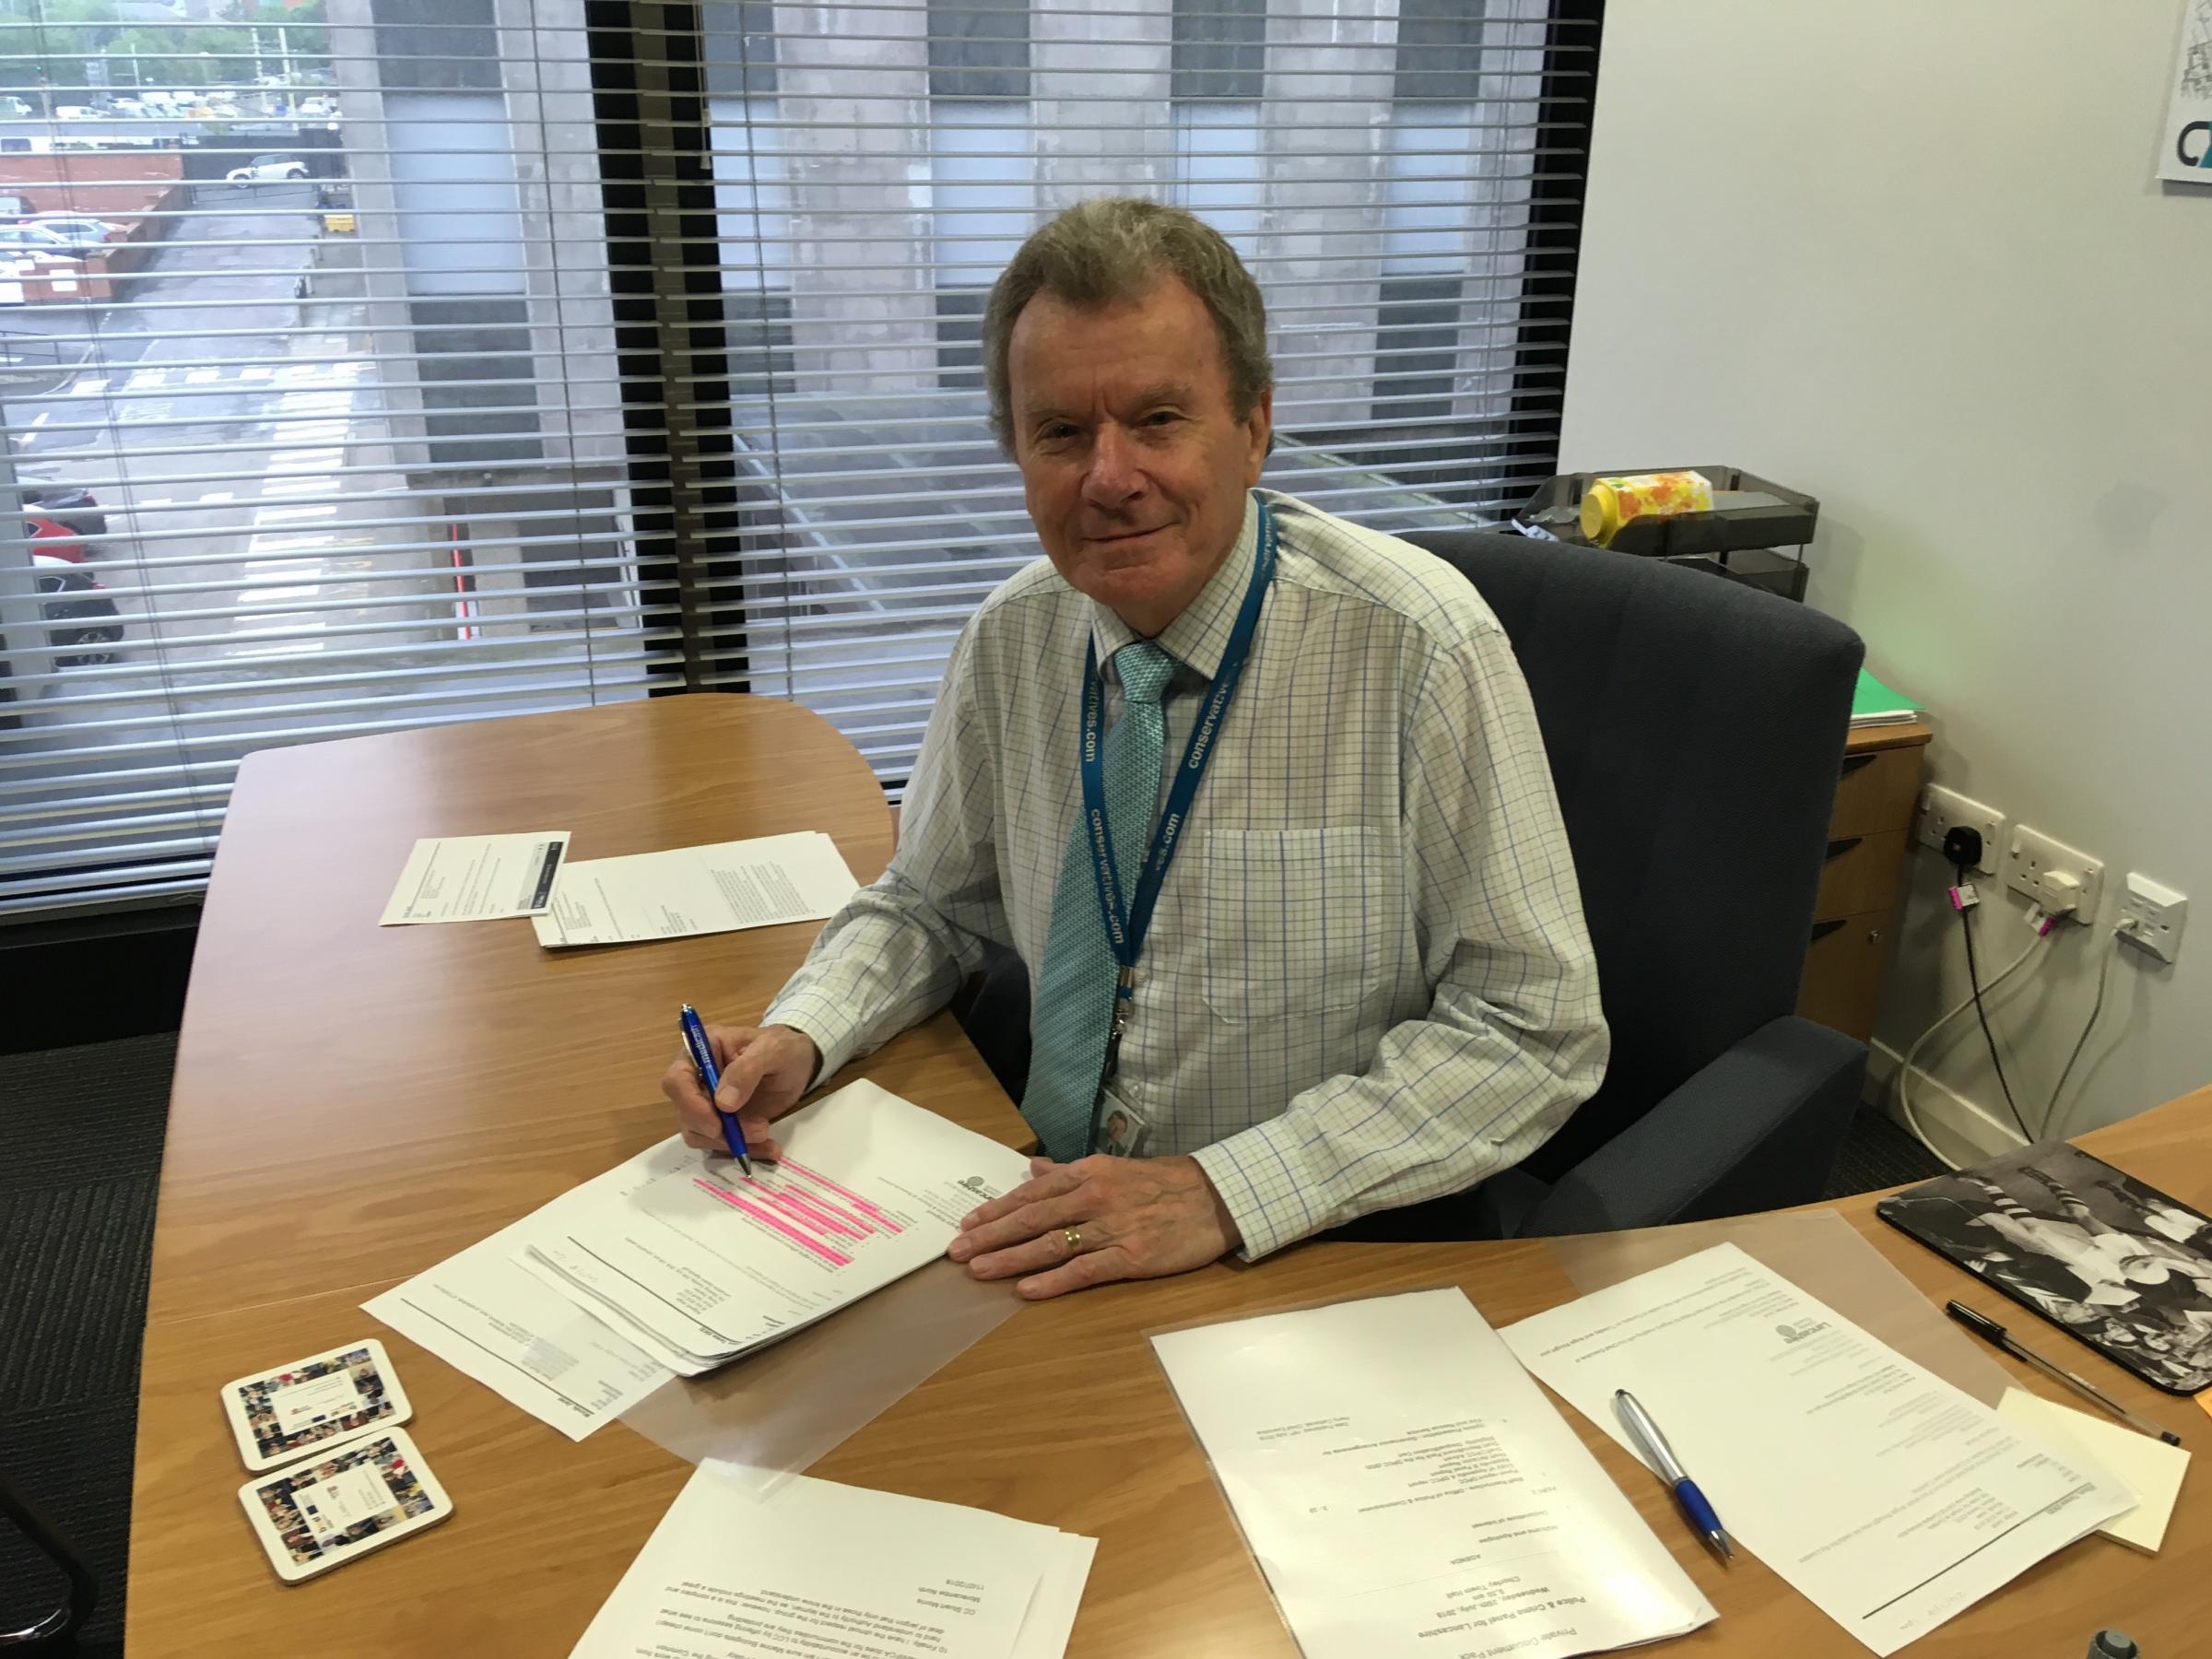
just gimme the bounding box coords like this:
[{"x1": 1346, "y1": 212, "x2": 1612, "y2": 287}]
[{"x1": 1514, "y1": 1016, "x2": 1868, "y2": 1237}]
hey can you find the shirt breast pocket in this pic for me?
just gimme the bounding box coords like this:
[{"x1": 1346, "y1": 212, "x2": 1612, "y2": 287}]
[{"x1": 1190, "y1": 826, "x2": 1390, "y2": 1023}]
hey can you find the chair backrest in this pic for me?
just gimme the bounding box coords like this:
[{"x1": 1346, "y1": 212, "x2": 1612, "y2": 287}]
[{"x1": 1403, "y1": 530, "x2": 1863, "y2": 1180}]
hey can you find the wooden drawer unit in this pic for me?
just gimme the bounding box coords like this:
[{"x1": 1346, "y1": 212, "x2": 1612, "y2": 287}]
[
  {"x1": 1797, "y1": 723, "x2": 1931, "y2": 1041},
  {"x1": 1815, "y1": 829, "x2": 1908, "y2": 920},
  {"x1": 1829, "y1": 743, "x2": 1924, "y2": 839},
  {"x1": 1800, "y1": 912, "x2": 1895, "y2": 1041}
]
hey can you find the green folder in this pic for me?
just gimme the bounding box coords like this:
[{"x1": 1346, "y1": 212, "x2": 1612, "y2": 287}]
[{"x1": 1851, "y1": 668, "x2": 1918, "y2": 725}]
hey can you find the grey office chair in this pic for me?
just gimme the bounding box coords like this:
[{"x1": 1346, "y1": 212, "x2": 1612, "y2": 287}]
[
  {"x1": 1, "y1": 1472, "x2": 98, "y2": 1650},
  {"x1": 957, "y1": 529, "x2": 1869, "y2": 1238}
]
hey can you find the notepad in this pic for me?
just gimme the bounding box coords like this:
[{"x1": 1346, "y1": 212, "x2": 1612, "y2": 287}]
[{"x1": 1999, "y1": 1388, "x2": 2189, "y2": 1555}]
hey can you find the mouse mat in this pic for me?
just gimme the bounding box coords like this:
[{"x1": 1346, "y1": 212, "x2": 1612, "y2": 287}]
[{"x1": 1877, "y1": 1141, "x2": 2212, "y2": 1394}]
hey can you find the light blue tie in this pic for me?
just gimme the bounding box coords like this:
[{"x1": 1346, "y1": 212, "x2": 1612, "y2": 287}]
[{"x1": 1024, "y1": 641, "x2": 1179, "y2": 1161}]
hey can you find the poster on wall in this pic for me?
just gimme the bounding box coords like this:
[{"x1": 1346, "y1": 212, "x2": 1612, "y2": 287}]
[{"x1": 2160, "y1": 0, "x2": 2212, "y2": 182}]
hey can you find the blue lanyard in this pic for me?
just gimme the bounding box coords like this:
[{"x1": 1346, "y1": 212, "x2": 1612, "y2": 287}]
[{"x1": 1078, "y1": 496, "x2": 1276, "y2": 1004}]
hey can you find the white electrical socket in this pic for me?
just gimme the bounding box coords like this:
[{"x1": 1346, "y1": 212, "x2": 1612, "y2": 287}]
[
  {"x1": 1917, "y1": 785, "x2": 2004, "y2": 874},
  {"x1": 2119, "y1": 873, "x2": 2187, "y2": 963},
  {"x1": 2003, "y1": 825, "x2": 2103, "y2": 919}
]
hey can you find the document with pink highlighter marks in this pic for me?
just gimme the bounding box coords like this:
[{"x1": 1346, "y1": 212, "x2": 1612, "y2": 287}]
[{"x1": 516, "y1": 1079, "x2": 1033, "y2": 1375}]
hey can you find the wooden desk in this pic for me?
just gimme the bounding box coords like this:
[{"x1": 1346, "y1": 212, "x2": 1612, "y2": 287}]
[
  {"x1": 133, "y1": 696, "x2": 2208, "y2": 1655},
  {"x1": 127, "y1": 694, "x2": 1033, "y2": 1646}
]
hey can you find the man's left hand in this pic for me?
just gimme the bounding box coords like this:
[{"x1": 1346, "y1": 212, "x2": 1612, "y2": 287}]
[{"x1": 947, "y1": 1154, "x2": 1241, "y2": 1299}]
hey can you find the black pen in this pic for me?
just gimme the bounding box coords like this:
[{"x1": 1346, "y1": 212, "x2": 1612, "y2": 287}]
[{"x1": 1945, "y1": 1301, "x2": 2180, "y2": 1446}]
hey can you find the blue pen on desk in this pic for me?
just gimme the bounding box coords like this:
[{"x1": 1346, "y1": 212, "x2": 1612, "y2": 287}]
[
  {"x1": 1615, "y1": 1390, "x2": 1733, "y2": 1564},
  {"x1": 678, "y1": 1004, "x2": 753, "y2": 1178}
]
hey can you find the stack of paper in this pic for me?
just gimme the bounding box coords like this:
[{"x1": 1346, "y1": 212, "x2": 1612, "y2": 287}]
[
  {"x1": 519, "y1": 1081, "x2": 1030, "y2": 1373},
  {"x1": 379, "y1": 831, "x2": 571, "y2": 924},
  {"x1": 1151, "y1": 1288, "x2": 1716, "y2": 1659},
  {"x1": 571, "y1": 1465, "x2": 1095, "y2": 1659},
  {"x1": 1851, "y1": 668, "x2": 1919, "y2": 726},
  {"x1": 366, "y1": 1080, "x2": 1029, "y2": 1438},
  {"x1": 364, "y1": 1167, "x2": 688, "y2": 1441},
  {"x1": 532, "y1": 830, "x2": 858, "y2": 947},
  {"x1": 1500, "y1": 1243, "x2": 2134, "y2": 1656}
]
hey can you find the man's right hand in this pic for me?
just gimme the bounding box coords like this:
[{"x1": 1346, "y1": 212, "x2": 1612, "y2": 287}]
[{"x1": 660, "y1": 1023, "x2": 821, "y2": 1161}]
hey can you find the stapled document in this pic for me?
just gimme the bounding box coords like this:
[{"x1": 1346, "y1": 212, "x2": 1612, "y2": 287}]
[{"x1": 531, "y1": 830, "x2": 857, "y2": 947}]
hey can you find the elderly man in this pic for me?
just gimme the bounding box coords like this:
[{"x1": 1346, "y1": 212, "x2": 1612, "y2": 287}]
[{"x1": 663, "y1": 197, "x2": 1606, "y2": 1298}]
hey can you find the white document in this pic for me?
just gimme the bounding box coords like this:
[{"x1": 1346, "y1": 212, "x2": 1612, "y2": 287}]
[
  {"x1": 569, "y1": 1465, "x2": 1097, "y2": 1659},
  {"x1": 1500, "y1": 1243, "x2": 2134, "y2": 1657},
  {"x1": 532, "y1": 830, "x2": 857, "y2": 948},
  {"x1": 1150, "y1": 1288, "x2": 1716, "y2": 1659},
  {"x1": 363, "y1": 1171, "x2": 676, "y2": 1441},
  {"x1": 379, "y1": 830, "x2": 571, "y2": 924},
  {"x1": 522, "y1": 1079, "x2": 1031, "y2": 1371},
  {"x1": 1998, "y1": 1388, "x2": 2188, "y2": 1555},
  {"x1": 2156, "y1": 0, "x2": 2212, "y2": 183}
]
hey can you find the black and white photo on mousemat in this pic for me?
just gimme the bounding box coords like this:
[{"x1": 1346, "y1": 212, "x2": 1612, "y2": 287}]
[{"x1": 1877, "y1": 1142, "x2": 2212, "y2": 1394}]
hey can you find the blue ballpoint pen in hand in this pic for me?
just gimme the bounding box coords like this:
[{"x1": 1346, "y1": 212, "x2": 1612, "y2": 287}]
[
  {"x1": 678, "y1": 1003, "x2": 753, "y2": 1178},
  {"x1": 1614, "y1": 1389, "x2": 1734, "y2": 1564}
]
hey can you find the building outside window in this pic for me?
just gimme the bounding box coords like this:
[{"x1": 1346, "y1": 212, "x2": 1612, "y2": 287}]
[{"x1": 0, "y1": 0, "x2": 1595, "y2": 922}]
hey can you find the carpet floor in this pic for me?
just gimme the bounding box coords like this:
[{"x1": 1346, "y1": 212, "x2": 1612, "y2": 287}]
[{"x1": 2, "y1": 1031, "x2": 175, "y2": 1659}]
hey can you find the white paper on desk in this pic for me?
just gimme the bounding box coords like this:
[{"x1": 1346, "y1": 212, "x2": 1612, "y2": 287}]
[
  {"x1": 522, "y1": 1079, "x2": 1032, "y2": 1371},
  {"x1": 1500, "y1": 1242, "x2": 2135, "y2": 1657},
  {"x1": 531, "y1": 830, "x2": 856, "y2": 947},
  {"x1": 1151, "y1": 1288, "x2": 1715, "y2": 1659},
  {"x1": 362, "y1": 1168, "x2": 675, "y2": 1441},
  {"x1": 378, "y1": 831, "x2": 570, "y2": 924},
  {"x1": 568, "y1": 1464, "x2": 1097, "y2": 1659}
]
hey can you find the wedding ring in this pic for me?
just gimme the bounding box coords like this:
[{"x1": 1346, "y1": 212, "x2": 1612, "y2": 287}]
[{"x1": 1063, "y1": 1228, "x2": 1084, "y2": 1255}]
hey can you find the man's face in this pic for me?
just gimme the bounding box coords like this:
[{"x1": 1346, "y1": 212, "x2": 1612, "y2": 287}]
[{"x1": 1007, "y1": 275, "x2": 1272, "y2": 636}]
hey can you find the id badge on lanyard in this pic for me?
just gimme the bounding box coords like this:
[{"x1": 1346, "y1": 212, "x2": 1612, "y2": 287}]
[{"x1": 1077, "y1": 495, "x2": 1277, "y2": 1147}]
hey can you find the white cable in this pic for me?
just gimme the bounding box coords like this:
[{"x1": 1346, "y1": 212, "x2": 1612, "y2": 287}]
[
  {"x1": 1895, "y1": 929, "x2": 2050, "y2": 1171},
  {"x1": 2042, "y1": 919, "x2": 2137, "y2": 1141}
]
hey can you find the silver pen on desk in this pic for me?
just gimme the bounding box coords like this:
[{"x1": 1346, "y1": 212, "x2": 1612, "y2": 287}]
[{"x1": 1614, "y1": 1390, "x2": 1734, "y2": 1564}]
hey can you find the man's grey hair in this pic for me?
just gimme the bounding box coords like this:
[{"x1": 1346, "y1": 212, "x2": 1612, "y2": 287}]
[{"x1": 982, "y1": 196, "x2": 1273, "y2": 455}]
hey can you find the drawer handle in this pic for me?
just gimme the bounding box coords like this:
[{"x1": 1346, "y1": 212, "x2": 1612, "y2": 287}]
[
  {"x1": 1826, "y1": 836, "x2": 1864, "y2": 861},
  {"x1": 1809, "y1": 919, "x2": 1846, "y2": 944},
  {"x1": 1839, "y1": 754, "x2": 1876, "y2": 779}
]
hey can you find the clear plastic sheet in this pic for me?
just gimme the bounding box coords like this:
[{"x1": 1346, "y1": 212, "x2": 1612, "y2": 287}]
[
  {"x1": 619, "y1": 1257, "x2": 1021, "y2": 1496},
  {"x1": 1544, "y1": 1206, "x2": 2011, "y2": 1403}
]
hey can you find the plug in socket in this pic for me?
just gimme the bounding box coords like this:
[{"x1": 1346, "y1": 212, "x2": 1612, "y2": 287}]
[
  {"x1": 2004, "y1": 826, "x2": 2103, "y2": 919},
  {"x1": 1918, "y1": 785, "x2": 2004, "y2": 875}
]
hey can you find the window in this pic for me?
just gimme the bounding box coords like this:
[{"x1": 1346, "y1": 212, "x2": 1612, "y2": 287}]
[
  {"x1": 707, "y1": 6, "x2": 793, "y2": 397},
  {"x1": 0, "y1": 0, "x2": 672, "y2": 919},
  {"x1": 928, "y1": 3, "x2": 1031, "y2": 393},
  {"x1": 1313, "y1": 0, "x2": 1571, "y2": 511},
  {"x1": 1169, "y1": 0, "x2": 1265, "y2": 257},
  {"x1": 4, "y1": 0, "x2": 1602, "y2": 924},
  {"x1": 680, "y1": 0, "x2": 1597, "y2": 790}
]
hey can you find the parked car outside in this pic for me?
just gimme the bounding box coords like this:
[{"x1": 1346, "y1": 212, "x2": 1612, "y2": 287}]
[
  {"x1": 0, "y1": 224, "x2": 80, "y2": 254},
  {"x1": 226, "y1": 154, "x2": 309, "y2": 185},
  {"x1": 25, "y1": 216, "x2": 120, "y2": 247},
  {"x1": 29, "y1": 548, "x2": 121, "y2": 667},
  {"x1": 26, "y1": 488, "x2": 108, "y2": 543}
]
